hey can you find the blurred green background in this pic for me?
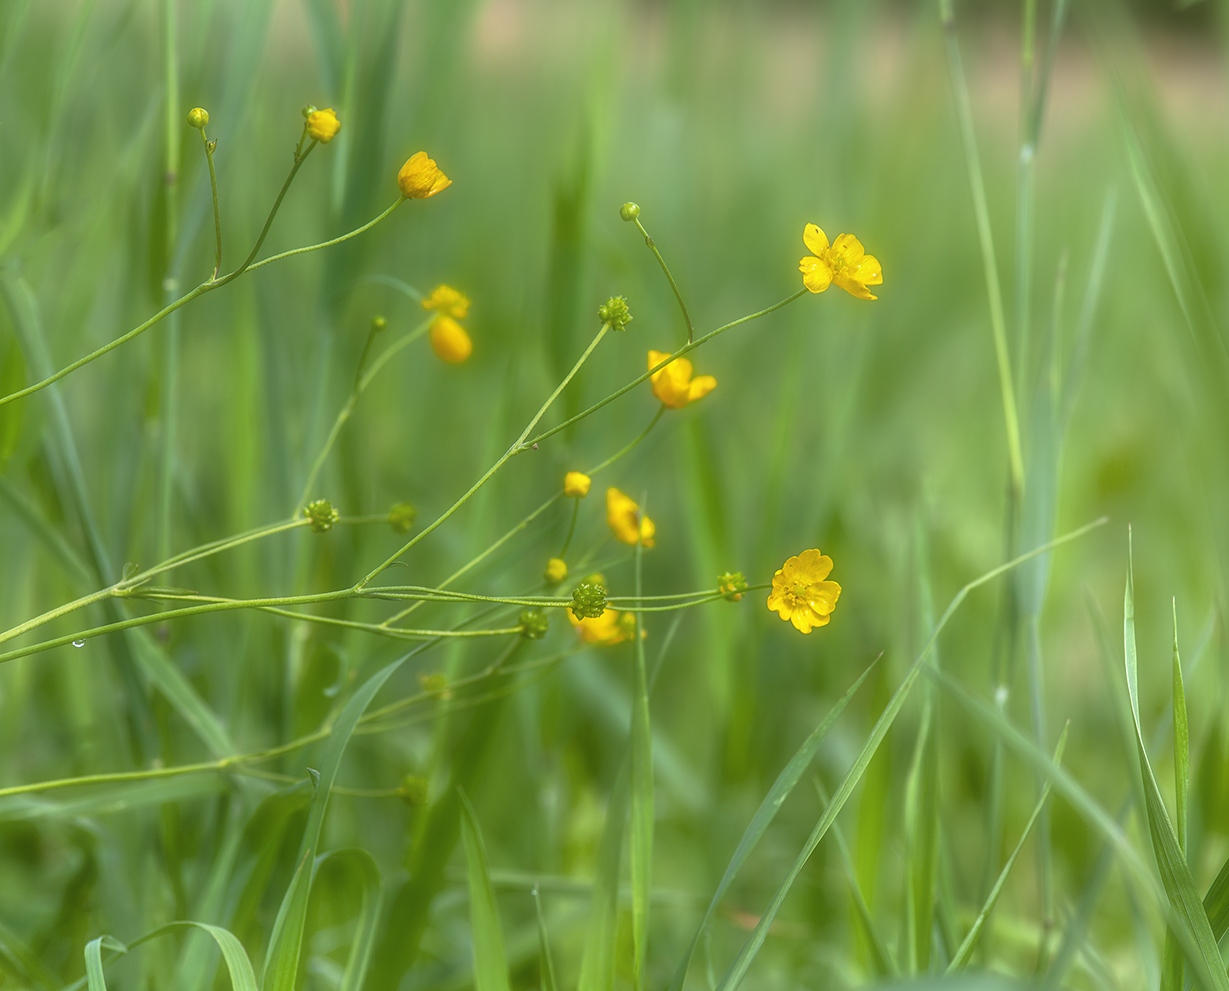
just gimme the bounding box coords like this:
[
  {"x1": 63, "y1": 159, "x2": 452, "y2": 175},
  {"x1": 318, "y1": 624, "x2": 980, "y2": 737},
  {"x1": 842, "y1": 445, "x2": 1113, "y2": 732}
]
[{"x1": 2, "y1": 0, "x2": 1229, "y2": 988}]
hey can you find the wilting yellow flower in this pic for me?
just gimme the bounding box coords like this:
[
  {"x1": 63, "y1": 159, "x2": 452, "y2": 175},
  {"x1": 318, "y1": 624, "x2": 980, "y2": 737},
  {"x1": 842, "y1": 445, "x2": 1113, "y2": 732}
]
[
  {"x1": 398, "y1": 151, "x2": 452, "y2": 199},
  {"x1": 564, "y1": 471, "x2": 592, "y2": 498},
  {"x1": 430, "y1": 316, "x2": 472, "y2": 364},
  {"x1": 647, "y1": 350, "x2": 717, "y2": 409},
  {"x1": 568, "y1": 608, "x2": 641, "y2": 646},
  {"x1": 767, "y1": 548, "x2": 842, "y2": 634},
  {"x1": 422, "y1": 284, "x2": 469, "y2": 320},
  {"x1": 606, "y1": 488, "x2": 655, "y2": 548},
  {"x1": 306, "y1": 108, "x2": 341, "y2": 144},
  {"x1": 544, "y1": 557, "x2": 568, "y2": 585},
  {"x1": 799, "y1": 225, "x2": 882, "y2": 300}
]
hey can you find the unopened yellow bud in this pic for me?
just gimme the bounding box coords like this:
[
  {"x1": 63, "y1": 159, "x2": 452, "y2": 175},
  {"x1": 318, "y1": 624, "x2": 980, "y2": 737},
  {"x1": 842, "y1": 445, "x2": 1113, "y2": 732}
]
[
  {"x1": 563, "y1": 471, "x2": 592, "y2": 498},
  {"x1": 398, "y1": 151, "x2": 452, "y2": 199},
  {"x1": 544, "y1": 557, "x2": 568, "y2": 585},
  {"x1": 306, "y1": 108, "x2": 341, "y2": 144},
  {"x1": 430, "y1": 317, "x2": 473, "y2": 364},
  {"x1": 187, "y1": 107, "x2": 209, "y2": 129}
]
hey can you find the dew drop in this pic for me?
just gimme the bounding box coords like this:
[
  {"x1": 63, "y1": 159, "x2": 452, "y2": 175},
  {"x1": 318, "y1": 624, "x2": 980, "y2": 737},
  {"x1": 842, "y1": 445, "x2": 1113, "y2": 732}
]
[{"x1": 72, "y1": 639, "x2": 86, "y2": 648}]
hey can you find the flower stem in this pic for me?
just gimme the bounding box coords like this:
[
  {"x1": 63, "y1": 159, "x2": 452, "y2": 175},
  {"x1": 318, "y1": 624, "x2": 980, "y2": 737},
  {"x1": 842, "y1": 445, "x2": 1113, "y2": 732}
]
[
  {"x1": 634, "y1": 217, "x2": 695, "y2": 343},
  {"x1": 200, "y1": 127, "x2": 223, "y2": 279}
]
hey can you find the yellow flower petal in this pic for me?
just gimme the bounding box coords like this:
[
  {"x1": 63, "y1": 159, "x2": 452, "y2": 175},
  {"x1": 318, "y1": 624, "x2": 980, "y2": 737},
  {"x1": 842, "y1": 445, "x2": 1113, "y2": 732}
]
[
  {"x1": 687, "y1": 375, "x2": 717, "y2": 404},
  {"x1": 803, "y1": 223, "x2": 830, "y2": 256},
  {"x1": 429, "y1": 316, "x2": 472, "y2": 363},
  {"x1": 306, "y1": 108, "x2": 341, "y2": 143},
  {"x1": 422, "y1": 284, "x2": 470, "y2": 320},
  {"x1": 800, "y1": 255, "x2": 833, "y2": 294},
  {"x1": 830, "y1": 232, "x2": 866, "y2": 266},
  {"x1": 563, "y1": 471, "x2": 592, "y2": 498},
  {"x1": 398, "y1": 151, "x2": 452, "y2": 199},
  {"x1": 606, "y1": 487, "x2": 653, "y2": 546},
  {"x1": 647, "y1": 350, "x2": 716, "y2": 409},
  {"x1": 767, "y1": 548, "x2": 839, "y2": 633}
]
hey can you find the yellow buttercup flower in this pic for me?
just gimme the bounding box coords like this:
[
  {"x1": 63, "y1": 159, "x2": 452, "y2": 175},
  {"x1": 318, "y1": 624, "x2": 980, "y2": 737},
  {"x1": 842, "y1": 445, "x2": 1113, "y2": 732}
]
[
  {"x1": 306, "y1": 108, "x2": 341, "y2": 144},
  {"x1": 563, "y1": 471, "x2": 592, "y2": 498},
  {"x1": 430, "y1": 316, "x2": 472, "y2": 364},
  {"x1": 544, "y1": 557, "x2": 568, "y2": 585},
  {"x1": 606, "y1": 488, "x2": 655, "y2": 548},
  {"x1": 647, "y1": 350, "x2": 717, "y2": 409},
  {"x1": 568, "y1": 608, "x2": 628, "y2": 646},
  {"x1": 799, "y1": 225, "x2": 882, "y2": 300},
  {"x1": 767, "y1": 548, "x2": 841, "y2": 634},
  {"x1": 398, "y1": 151, "x2": 452, "y2": 199},
  {"x1": 422, "y1": 285, "x2": 469, "y2": 320}
]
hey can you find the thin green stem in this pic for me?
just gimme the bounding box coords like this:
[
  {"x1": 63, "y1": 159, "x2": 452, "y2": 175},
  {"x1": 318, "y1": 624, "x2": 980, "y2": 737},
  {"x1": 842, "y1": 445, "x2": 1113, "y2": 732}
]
[
  {"x1": 558, "y1": 500, "x2": 581, "y2": 559},
  {"x1": 633, "y1": 217, "x2": 695, "y2": 343},
  {"x1": 0, "y1": 587, "x2": 116, "y2": 648},
  {"x1": 525, "y1": 291, "x2": 805, "y2": 450},
  {"x1": 941, "y1": 0, "x2": 1025, "y2": 498},
  {"x1": 201, "y1": 127, "x2": 223, "y2": 279},
  {"x1": 294, "y1": 317, "x2": 431, "y2": 515},
  {"x1": 585, "y1": 406, "x2": 666, "y2": 476},
  {"x1": 356, "y1": 322, "x2": 611, "y2": 588},
  {"x1": 241, "y1": 196, "x2": 403, "y2": 277}
]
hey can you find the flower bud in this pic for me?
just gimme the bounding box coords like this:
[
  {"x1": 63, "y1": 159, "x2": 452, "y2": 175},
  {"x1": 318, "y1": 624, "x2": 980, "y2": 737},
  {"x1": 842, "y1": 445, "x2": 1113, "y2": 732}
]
[
  {"x1": 570, "y1": 581, "x2": 608, "y2": 620},
  {"x1": 303, "y1": 498, "x2": 339, "y2": 533},
  {"x1": 717, "y1": 571, "x2": 748, "y2": 602},
  {"x1": 398, "y1": 774, "x2": 429, "y2": 806},
  {"x1": 563, "y1": 471, "x2": 592, "y2": 498},
  {"x1": 598, "y1": 295, "x2": 633, "y2": 332},
  {"x1": 544, "y1": 557, "x2": 568, "y2": 585},
  {"x1": 187, "y1": 107, "x2": 209, "y2": 129},
  {"x1": 619, "y1": 202, "x2": 641, "y2": 222},
  {"x1": 430, "y1": 316, "x2": 473, "y2": 364},
  {"x1": 398, "y1": 151, "x2": 452, "y2": 199},
  {"x1": 519, "y1": 608, "x2": 550, "y2": 640},
  {"x1": 388, "y1": 501, "x2": 417, "y2": 534},
  {"x1": 306, "y1": 108, "x2": 341, "y2": 144},
  {"x1": 372, "y1": 315, "x2": 388, "y2": 333}
]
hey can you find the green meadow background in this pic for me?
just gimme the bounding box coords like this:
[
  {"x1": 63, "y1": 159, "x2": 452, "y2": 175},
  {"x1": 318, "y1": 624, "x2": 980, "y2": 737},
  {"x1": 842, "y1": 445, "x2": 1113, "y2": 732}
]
[{"x1": 2, "y1": 0, "x2": 1229, "y2": 988}]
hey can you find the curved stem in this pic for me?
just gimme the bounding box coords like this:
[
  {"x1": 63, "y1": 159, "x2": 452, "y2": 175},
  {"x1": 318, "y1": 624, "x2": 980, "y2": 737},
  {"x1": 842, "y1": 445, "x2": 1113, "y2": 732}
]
[
  {"x1": 634, "y1": 217, "x2": 695, "y2": 343},
  {"x1": 200, "y1": 127, "x2": 223, "y2": 279},
  {"x1": 241, "y1": 197, "x2": 403, "y2": 277}
]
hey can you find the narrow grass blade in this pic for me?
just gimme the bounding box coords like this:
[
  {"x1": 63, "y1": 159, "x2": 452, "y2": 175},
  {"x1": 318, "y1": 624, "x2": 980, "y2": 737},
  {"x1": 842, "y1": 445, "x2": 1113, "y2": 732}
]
[
  {"x1": 315, "y1": 849, "x2": 383, "y2": 991},
  {"x1": 947, "y1": 725, "x2": 1068, "y2": 972},
  {"x1": 905, "y1": 684, "x2": 939, "y2": 972},
  {"x1": 630, "y1": 534, "x2": 653, "y2": 991},
  {"x1": 1161, "y1": 601, "x2": 1190, "y2": 991},
  {"x1": 533, "y1": 886, "x2": 559, "y2": 991},
  {"x1": 815, "y1": 777, "x2": 895, "y2": 978},
  {"x1": 262, "y1": 648, "x2": 421, "y2": 991},
  {"x1": 667, "y1": 655, "x2": 880, "y2": 991},
  {"x1": 578, "y1": 762, "x2": 628, "y2": 991},
  {"x1": 1124, "y1": 534, "x2": 1229, "y2": 991},
  {"x1": 83, "y1": 924, "x2": 258, "y2": 991},
  {"x1": 0, "y1": 918, "x2": 56, "y2": 991},
  {"x1": 459, "y1": 791, "x2": 512, "y2": 991}
]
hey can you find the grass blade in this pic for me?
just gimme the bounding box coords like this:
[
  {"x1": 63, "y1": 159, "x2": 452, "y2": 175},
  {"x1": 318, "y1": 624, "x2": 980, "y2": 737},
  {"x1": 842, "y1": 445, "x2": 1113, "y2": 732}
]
[
  {"x1": 630, "y1": 531, "x2": 653, "y2": 991},
  {"x1": 533, "y1": 885, "x2": 559, "y2": 991},
  {"x1": 947, "y1": 725, "x2": 1068, "y2": 972},
  {"x1": 459, "y1": 790, "x2": 512, "y2": 991},
  {"x1": 577, "y1": 763, "x2": 628, "y2": 991},
  {"x1": 1161, "y1": 601, "x2": 1190, "y2": 991},
  {"x1": 668, "y1": 654, "x2": 880, "y2": 991},
  {"x1": 1124, "y1": 533, "x2": 1229, "y2": 991}
]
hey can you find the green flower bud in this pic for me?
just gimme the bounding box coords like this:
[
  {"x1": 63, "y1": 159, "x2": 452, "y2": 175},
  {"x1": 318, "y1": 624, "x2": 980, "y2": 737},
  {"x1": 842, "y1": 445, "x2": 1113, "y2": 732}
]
[
  {"x1": 598, "y1": 295, "x2": 633, "y2": 332},
  {"x1": 187, "y1": 107, "x2": 209, "y2": 129},
  {"x1": 717, "y1": 570, "x2": 749, "y2": 602},
  {"x1": 399, "y1": 774, "x2": 429, "y2": 806},
  {"x1": 519, "y1": 608, "x2": 550, "y2": 640},
  {"x1": 301, "y1": 104, "x2": 318, "y2": 119},
  {"x1": 570, "y1": 581, "x2": 608, "y2": 620},
  {"x1": 303, "y1": 498, "x2": 339, "y2": 533},
  {"x1": 619, "y1": 202, "x2": 641, "y2": 222},
  {"x1": 389, "y1": 501, "x2": 417, "y2": 534},
  {"x1": 372, "y1": 315, "x2": 388, "y2": 333}
]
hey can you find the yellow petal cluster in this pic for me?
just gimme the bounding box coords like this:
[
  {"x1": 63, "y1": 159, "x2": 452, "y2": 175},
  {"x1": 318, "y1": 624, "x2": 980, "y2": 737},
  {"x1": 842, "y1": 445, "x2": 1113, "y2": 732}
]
[
  {"x1": 647, "y1": 350, "x2": 717, "y2": 409},
  {"x1": 606, "y1": 488, "x2": 655, "y2": 548},
  {"x1": 422, "y1": 284, "x2": 470, "y2": 320},
  {"x1": 563, "y1": 471, "x2": 592, "y2": 498},
  {"x1": 799, "y1": 225, "x2": 882, "y2": 300},
  {"x1": 766, "y1": 548, "x2": 842, "y2": 634},
  {"x1": 429, "y1": 316, "x2": 472, "y2": 364},
  {"x1": 544, "y1": 557, "x2": 568, "y2": 585},
  {"x1": 306, "y1": 108, "x2": 341, "y2": 144},
  {"x1": 568, "y1": 608, "x2": 639, "y2": 646},
  {"x1": 398, "y1": 151, "x2": 452, "y2": 199}
]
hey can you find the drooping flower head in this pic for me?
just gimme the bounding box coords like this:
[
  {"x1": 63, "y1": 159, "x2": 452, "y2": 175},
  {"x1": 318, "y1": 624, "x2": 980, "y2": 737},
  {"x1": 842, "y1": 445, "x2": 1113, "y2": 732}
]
[
  {"x1": 422, "y1": 284, "x2": 470, "y2": 320},
  {"x1": 398, "y1": 151, "x2": 452, "y2": 199},
  {"x1": 799, "y1": 225, "x2": 882, "y2": 300},
  {"x1": 767, "y1": 548, "x2": 841, "y2": 633},
  {"x1": 563, "y1": 471, "x2": 592, "y2": 498},
  {"x1": 606, "y1": 488, "x2": 655, "y2": 548},
  {"x1": 430, "y1": 316, "x2": 472, "y2": 364},
  {"x1": 647, "y1": 350, "x2": 717, "y2": 409},
  {"x1": 569, "y1": 608, "x2": 634, "y2": 646},
  {"x1": 306, "y1": 108, "x2": 341, "y2": 144}
]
